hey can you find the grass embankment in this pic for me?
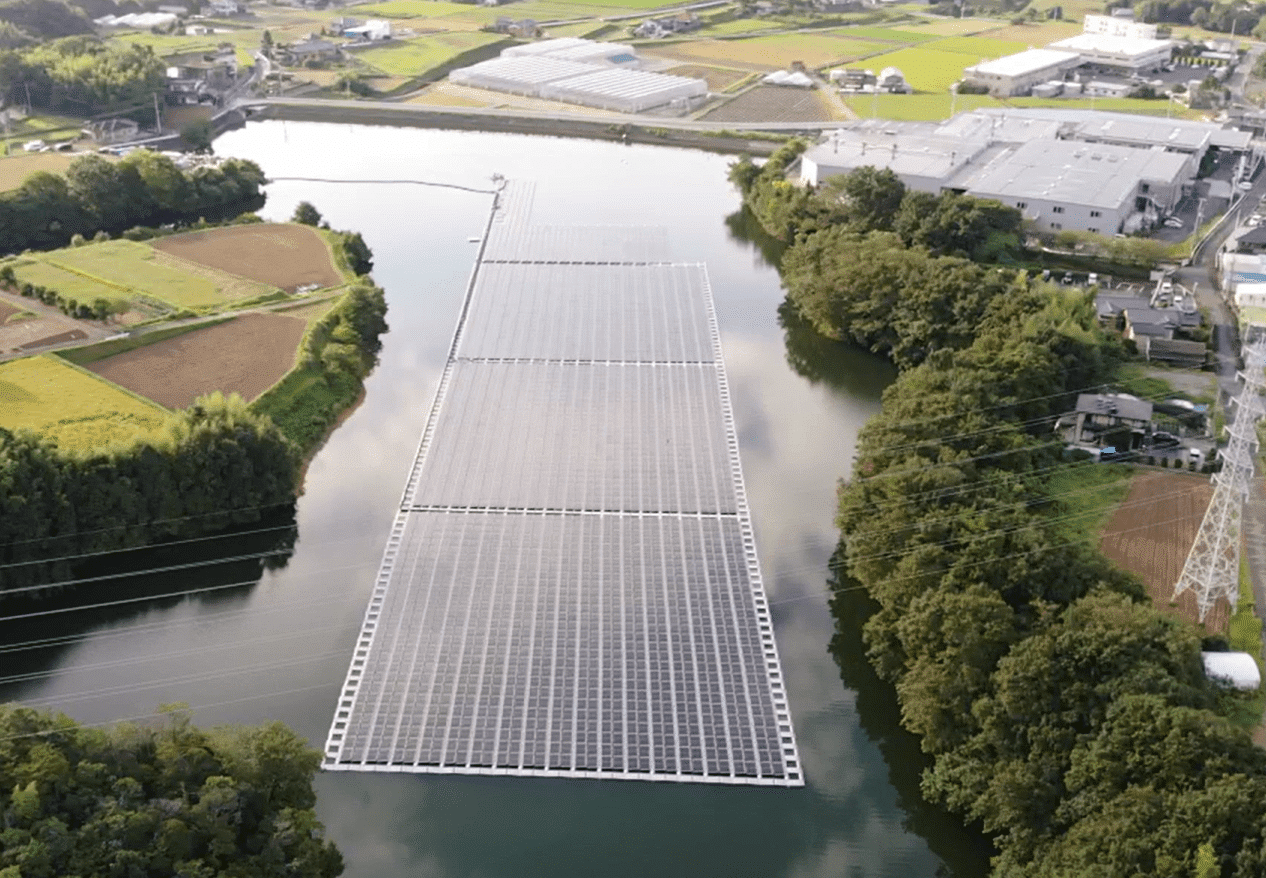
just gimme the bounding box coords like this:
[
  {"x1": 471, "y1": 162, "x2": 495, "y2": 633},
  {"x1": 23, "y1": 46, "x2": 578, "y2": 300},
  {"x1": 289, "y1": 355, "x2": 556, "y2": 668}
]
[
  {"x1": 1225, "y1": 554, "x2": 1266, "y2": 730},
  {"x1": 0, "y1": 354, "x2": 169, "y2": 451}
]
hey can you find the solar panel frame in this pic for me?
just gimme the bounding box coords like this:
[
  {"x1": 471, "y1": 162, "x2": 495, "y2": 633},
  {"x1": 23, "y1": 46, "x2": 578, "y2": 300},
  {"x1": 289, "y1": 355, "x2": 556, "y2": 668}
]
[{"x1": 325, "y1": 181, "x2": 802, "y2": 787}]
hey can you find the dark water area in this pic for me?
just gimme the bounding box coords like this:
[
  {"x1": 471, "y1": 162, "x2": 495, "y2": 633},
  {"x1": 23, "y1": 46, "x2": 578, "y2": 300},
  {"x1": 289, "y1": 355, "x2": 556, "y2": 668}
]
[{"x1": 0, "y1": 122, "x2": 989, "y2": 878}]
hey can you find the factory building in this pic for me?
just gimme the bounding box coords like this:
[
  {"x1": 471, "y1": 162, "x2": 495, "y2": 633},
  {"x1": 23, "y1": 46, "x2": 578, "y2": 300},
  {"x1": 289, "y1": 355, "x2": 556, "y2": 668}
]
[
  {"x1": 799, "y1": 128, "x2": 990, "y2": 191},
  {"x1": 1048, "y1": 32, "x2": 1174, "y2": 73},
  {"x1": 961, "y1": 49, "x2": 1081, "y2": 96},
  {"x1": 801, "y1": 108, "x2": 1248, "y2": 236},
  {"x1": 954, "y1": 138, "x2": 1191, "y2": 234}
]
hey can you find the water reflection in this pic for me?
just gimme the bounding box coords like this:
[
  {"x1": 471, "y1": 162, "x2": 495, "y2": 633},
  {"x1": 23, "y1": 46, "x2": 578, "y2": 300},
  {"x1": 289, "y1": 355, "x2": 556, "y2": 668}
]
[
  {"x1": 0, "y1": 505, "x2": 298, "y2": 707},
  {"x1": 828, "y1": 554, "x2": 995, "y2": 878},
  {"x1": 724, "y1": 206, "x2": 787, "y2": 268}
]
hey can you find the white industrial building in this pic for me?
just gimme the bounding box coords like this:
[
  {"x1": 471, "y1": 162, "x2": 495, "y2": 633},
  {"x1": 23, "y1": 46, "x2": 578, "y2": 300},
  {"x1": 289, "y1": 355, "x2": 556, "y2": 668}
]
[
  {"x1": 962, "y1": 49, "x2": 1081, "y2": 96},
  {"x1": 954, "y1": 138, "x2": 1190, "y2": 234},
  {"x1": 503, "y1": 37, "x2": 637, "y2": 65},
  {"x1": 1083, "y1": 13, "x2": 1159, "y2": 40},
  {"x1": 800, "y1": 128, "x2": 990, "y2": 191},
  {"x1": 450, "y1": 40, "x2": 707, "y2": 113},
  {"x1": 1049, "y1": 32, "x2": 1174, "y2": 73},
  {"x1": 450, "y1": 56, "x2": 600, "y2": 97},
  {"x1": 539, "y1": 67, "x2": 706, "y2": 112},
  {"x1": 802, "y1": 108, "x2": 1249, "y2": 235}
]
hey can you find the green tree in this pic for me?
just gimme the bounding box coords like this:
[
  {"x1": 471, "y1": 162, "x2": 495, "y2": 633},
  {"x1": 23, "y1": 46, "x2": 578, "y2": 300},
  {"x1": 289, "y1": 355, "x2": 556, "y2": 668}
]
[
  {"x1": 181, "y1": 117, "x2": 213, "y2": 153},
  {"x1": 291, "y1": 200, "x2": 322, "y2": 226}
]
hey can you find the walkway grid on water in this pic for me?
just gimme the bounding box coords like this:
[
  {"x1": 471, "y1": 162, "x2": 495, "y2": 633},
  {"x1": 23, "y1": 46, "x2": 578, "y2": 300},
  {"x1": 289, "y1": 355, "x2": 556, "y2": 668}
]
[{"x1": 324, "y1": 182, "x2": 803, "y2": 786}]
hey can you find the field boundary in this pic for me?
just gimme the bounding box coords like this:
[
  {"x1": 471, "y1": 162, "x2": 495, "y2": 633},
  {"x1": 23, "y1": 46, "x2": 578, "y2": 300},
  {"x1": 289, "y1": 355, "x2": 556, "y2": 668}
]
[{"x1": 41, "y1": 351, "x2": 174, "y2": 415}]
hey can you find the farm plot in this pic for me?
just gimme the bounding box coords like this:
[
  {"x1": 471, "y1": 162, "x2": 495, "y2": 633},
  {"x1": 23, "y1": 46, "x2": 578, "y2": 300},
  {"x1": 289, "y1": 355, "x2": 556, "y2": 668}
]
[
  {"x1": 662, "y1": 63, "x2": 748, "y2": 91},
  {"x1": 0, "y1": 354, "x2": 168, "y2": 452},
  {"x1": 1100, "y1": 471, "x2": 1223, "y2": 631},
  {"x1": 10, "y1": 239, "x2": 278, "y2": 312},
  {"x1": 929, "y1": 35, "x2": 1029, "y2": 56},
  {"x1": 856, "y1": 46, "x2": 986, "y2": 91},
  {"x1": 85, "y1": 312, "x2": 308, "y2": 410},
  {"x1": 701, "y1": 85, "x2": 839, "y2": 123},
  {"x1": 645, "y1": 33, "x2": 891, "y2": 71},
  {"x1": 351, "y1": 32, "x2": 504, "y2": 76},
  {"x1": 150, "y1": 224, "x2": 344, "y2": 293}
]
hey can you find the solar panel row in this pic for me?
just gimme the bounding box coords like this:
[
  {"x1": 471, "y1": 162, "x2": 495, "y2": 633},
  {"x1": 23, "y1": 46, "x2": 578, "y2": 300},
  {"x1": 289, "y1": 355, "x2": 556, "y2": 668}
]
[{"x1": 325, "y1": 182, "x2": 802, "y2": 786}]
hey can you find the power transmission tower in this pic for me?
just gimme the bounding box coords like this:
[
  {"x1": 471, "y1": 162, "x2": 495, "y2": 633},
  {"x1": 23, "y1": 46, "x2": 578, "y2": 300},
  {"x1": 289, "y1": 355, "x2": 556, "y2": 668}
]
[{"x1": 1173, "y1": 326, "x2": 1266, "y2": 622}]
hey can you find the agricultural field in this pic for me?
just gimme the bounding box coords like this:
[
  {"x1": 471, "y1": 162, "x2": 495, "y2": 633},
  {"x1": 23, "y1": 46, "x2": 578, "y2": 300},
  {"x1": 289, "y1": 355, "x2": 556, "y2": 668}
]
[
  {"x1": 644, "y1": 33, "x2": 891, "y2": 72},
  {"x1": 9, "y1": 240, "x2": 277, "y2": 313},
  {"x1": 854, "y1": 46, "x2": 987, "y2": 91},
  {"x1": 351, "y1": 32, "x2": 505, "y2": 76},
  {"x1": 150, "y1": 224, "x2": 345, "y2": 292},
  {"x1": 662, "y1": 63, "x2": 749, "y2": 92},
  {"x1": 0, "y1": 354, "x2": 168, "y2": 451},
  {"x1": 84, "y1": 312, "x2": 309, "y2": 410},
  {"x1": 1099, "y1": 470, "x2": 1223, "y2": 630},
  {"x1": 980, "y1": 22, "x2": 1083, "y2": 44},
  {"x1": 928, "y1": 35, "x2": 1030, "y2": 56},
  {"x1": 701, "y1": 84, "x2": 839, "y2": 123},
  {"x1": 0, "y1": 152, "x2": 103, "y2": 191}
]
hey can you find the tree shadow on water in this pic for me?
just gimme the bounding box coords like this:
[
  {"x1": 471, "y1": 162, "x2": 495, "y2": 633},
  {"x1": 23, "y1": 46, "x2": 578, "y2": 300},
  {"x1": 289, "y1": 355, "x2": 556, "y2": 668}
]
[
  {"x1": 0, "y1": 503, "x2": 299, "y2": 698},
  {"x1": 827, "y1": 549, "x2": 996, "y2": 878}
]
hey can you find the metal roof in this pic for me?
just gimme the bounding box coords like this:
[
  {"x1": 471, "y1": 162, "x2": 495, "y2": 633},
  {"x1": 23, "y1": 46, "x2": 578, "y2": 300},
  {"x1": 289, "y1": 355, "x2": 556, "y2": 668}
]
[
  {"x1": 1075, "y1": 392, "x2": 1154, "y2": 422},
  {"x1": 960, "y1": 138, "x2": 1189, "y2": 210},
  {"x1": 963, "y1": 48, "x2": 1080, "y2": 78}
]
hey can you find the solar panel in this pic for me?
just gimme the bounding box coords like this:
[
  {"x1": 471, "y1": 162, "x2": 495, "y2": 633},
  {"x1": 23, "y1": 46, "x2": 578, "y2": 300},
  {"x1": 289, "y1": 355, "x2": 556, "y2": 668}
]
[{"x1": 326, "y1": 181, "x2": 802, "y2": 786}]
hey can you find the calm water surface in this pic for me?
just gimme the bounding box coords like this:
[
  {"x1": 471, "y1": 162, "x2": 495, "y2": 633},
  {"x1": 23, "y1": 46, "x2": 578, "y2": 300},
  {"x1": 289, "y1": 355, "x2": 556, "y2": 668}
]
[{"x1": 0, "y1": 122, "x2": 989, "y2": 877}]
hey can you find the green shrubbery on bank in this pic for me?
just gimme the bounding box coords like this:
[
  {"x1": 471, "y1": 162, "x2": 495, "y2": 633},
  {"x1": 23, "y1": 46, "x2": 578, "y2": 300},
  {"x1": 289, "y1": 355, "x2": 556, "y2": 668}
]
[
  {"x1": 0, "y1": 705, "x2": 343, "y2": 878},
  {"x1": 253, "y1": 279, "x2": 388, "y2": 452},
  {"x1": 735, "y1": 153, "x2": 1266, "y2": 876}
]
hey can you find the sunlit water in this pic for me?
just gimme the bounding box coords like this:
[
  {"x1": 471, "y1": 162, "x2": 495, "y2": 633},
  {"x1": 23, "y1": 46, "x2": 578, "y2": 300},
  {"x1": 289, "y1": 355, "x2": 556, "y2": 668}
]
[{"x1": 0, "y1": 122, "x2": 989, "y2": 878}]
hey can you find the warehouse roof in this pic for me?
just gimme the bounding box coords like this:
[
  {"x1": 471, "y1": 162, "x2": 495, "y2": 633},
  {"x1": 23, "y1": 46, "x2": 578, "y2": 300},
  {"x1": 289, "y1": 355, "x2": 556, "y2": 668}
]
[
  {"x1": 1050, "y1": 32, "x2": 1173, "y2": 59},
  {"x1": 964, "y1": 48, "x2": 1080, "y2": 78},
  {"x1": 1074, "y1": 115, "x2": 1210, "y2": 151},
  {"x1": 960, "y1": 138, "x2": 1189, "y2": 210},
  {"x1": 503, "y1": 37, "x2": 636, "y2": 63},
  {"x1": 804, "y1": 130, "x2": 988, "y2": 184},
  {"x1": 451, "y1": 54, "x2": 598, "y2": 86}
]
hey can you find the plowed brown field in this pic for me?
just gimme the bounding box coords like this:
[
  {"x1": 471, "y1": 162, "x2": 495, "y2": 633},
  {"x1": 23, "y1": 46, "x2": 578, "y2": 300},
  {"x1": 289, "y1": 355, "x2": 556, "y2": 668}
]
[
  {"x1": 86, "y1": 312, "x2": 306, "y2": 409},
  {"x1": 1099, "y1": 470, "x2": 1223, "y2": 630},
  {"x1": 150, "y1": 224, "x2": 342, "y2": 292}
]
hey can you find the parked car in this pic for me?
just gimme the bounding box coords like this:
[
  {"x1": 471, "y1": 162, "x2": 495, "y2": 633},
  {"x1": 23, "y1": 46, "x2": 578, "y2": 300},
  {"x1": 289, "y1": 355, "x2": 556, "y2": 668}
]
[
  {"x1": 1165, "y1": 217, "x2": 1184, "y2": 228},
  {"x1": 1061, "y1": 272, "x2": 1074, "y2": 285},
  {"x1": 1087, "y1": 272, "x2": 1099, "y2": 286},
  {"x1": 1239, "y1": 181, "x2": 1254, "y2": 191},
  {"x1": 1150, "y1": 432, "x2": 1180, "y2": 448}
]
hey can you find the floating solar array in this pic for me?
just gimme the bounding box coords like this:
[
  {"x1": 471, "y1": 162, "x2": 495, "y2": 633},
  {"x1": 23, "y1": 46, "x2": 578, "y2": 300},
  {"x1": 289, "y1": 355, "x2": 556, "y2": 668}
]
[{"x1": 325, "y1": 182, "x2": 802, "y2": 786}]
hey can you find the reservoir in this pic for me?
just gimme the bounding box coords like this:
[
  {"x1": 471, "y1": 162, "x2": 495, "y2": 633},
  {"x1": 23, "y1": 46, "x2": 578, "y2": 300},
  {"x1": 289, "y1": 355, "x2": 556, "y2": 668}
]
[{"x1": 0, "y1": 122, "x2": 990, "y2": 877}]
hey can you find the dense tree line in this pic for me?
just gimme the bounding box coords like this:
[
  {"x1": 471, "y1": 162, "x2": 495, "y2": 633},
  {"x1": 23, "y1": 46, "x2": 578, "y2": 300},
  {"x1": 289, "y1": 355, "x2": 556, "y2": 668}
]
[
  {"x1": 0, "y1": 393, "x2": 298, "y2": 594},
  {"x1": 737, "y1": 158, "x2": 1266, "y2": 875},
  {"x1": 0, "y1": 705, "x2": 343, "y2": 877},
  {"x1": 0, "y1": 35, "x2": 164, "y2": 113},
  {"x1": 0, "y1": 152, "x2": 267, "y2": 254}
]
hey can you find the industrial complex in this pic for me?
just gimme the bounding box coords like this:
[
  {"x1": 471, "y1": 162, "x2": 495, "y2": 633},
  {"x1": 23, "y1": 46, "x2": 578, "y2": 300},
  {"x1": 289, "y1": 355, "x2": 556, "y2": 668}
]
[
  {"x1": 963, "y1": 14, "x2": 1204, "y2": 98},
  {"x1": 800, "y1": 108, "x2": 1257, "y2": 235}
]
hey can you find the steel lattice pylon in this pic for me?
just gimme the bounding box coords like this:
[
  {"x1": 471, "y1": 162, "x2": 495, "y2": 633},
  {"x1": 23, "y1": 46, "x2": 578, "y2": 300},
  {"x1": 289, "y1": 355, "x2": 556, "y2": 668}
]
[{"x1": 1173, "y1": 327, "x2": 1266, "y2": 621}]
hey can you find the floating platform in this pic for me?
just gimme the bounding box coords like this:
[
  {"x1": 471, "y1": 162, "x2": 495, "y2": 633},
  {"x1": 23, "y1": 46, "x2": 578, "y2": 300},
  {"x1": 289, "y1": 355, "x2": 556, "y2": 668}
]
[{"x1": 324, "y1": 182, "x2": 802, "y2": 786}]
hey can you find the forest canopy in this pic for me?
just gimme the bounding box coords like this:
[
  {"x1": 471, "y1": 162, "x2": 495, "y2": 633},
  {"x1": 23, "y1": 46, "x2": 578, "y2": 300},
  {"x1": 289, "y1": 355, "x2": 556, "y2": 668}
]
[
  {"x1": 0, "y1": 705, "x2": 344, "y2": 878},
  {"x1": 732, "y1": 154, "x2": 1266, "y2": 877}
]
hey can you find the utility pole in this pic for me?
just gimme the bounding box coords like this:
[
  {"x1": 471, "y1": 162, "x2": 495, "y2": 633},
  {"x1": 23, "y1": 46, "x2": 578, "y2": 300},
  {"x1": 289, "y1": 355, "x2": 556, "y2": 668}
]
[{"x1": 153, "y1": 92, "x2": 162, "y2": 132}]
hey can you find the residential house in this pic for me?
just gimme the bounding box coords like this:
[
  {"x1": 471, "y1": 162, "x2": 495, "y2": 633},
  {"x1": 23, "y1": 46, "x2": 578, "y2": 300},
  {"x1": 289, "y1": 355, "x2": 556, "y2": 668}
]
[
  {"x1": 280, "y1": 37, "x2": 341, "y2": 65},
  {"x1": 206, "y1": 0, "x2": 245, "y2": 15},
  {"x1": 1136, "y1": 336, "x2": 1207, "y2": 366},
  {"x1": 1073, "y1": 392, "x2": 1154, "y2": 449}
]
